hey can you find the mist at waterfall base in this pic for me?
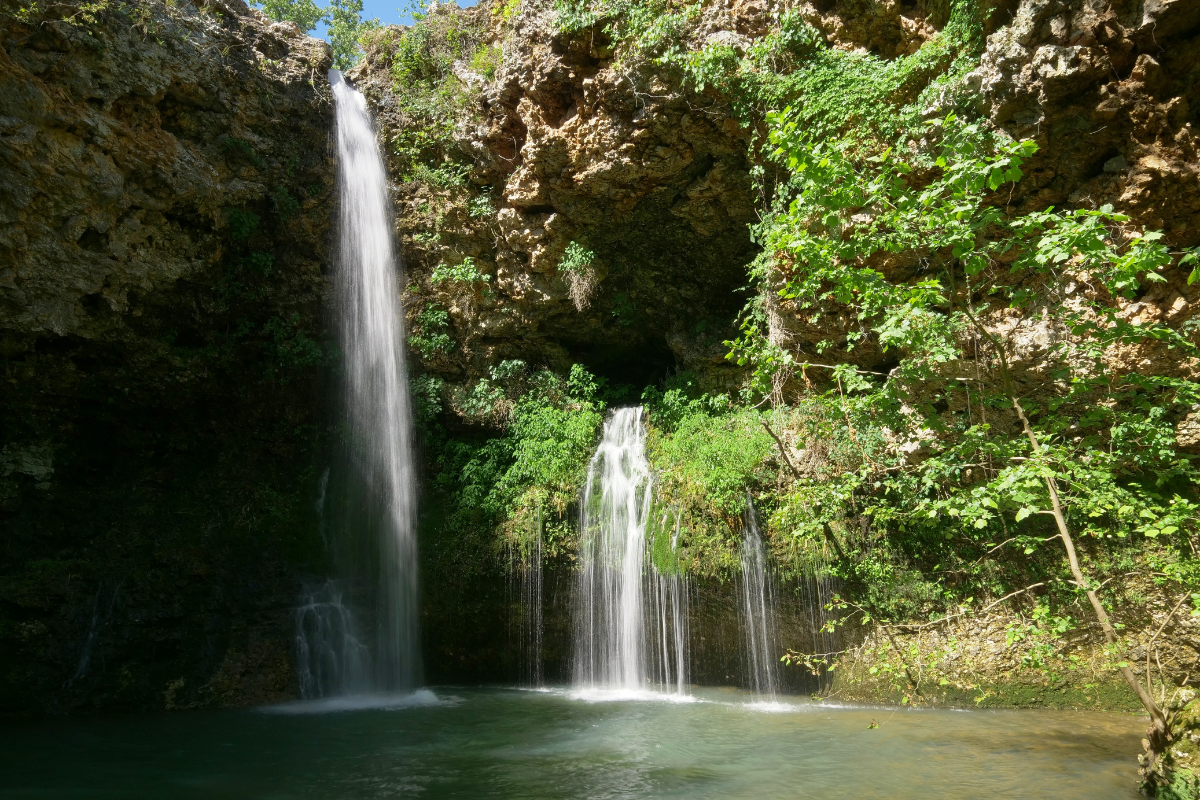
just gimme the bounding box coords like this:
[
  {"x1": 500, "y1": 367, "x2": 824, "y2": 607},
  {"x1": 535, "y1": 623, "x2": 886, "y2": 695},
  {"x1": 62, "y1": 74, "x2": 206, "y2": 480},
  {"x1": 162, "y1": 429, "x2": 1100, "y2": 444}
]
[{"x1": 294, "y1": 71, "x2": 421, "y2": 698}]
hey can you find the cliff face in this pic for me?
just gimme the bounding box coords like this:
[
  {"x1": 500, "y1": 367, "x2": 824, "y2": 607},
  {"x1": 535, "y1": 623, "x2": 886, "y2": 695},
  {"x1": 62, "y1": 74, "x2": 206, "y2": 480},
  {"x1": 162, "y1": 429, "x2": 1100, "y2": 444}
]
[
  {"x1": 351, "y1": 4, "x2": 758, "y2": 399},
  {"x1": 0, "y1": 0, "x2": 334, "y2": 714},
  {"x1": 350, "y1": 0, "x2": 1200, "y2": 703},
  {"x1": 2, "y1": 0, "x2": 1198, "y2": 719},
  {"x1": 352, "y1": 0, "x2": 1199, "y2": 406}
]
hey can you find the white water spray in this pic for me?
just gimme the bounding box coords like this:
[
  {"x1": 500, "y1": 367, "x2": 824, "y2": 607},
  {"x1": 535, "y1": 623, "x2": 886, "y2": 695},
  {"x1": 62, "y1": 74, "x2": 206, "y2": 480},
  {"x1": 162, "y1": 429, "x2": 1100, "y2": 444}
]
[
  {"x1": 739, "y1": 498, "x2": 780, "y2": 700},
  {"x1": 294, "y1": 582, "x2": 370, "y2": 697},
  {"x1": 573, "y1": 407, "x2": 688, "y2": 694},
  {"x1": 306, "y1": 69, "x2": 420, "y2": 693}
]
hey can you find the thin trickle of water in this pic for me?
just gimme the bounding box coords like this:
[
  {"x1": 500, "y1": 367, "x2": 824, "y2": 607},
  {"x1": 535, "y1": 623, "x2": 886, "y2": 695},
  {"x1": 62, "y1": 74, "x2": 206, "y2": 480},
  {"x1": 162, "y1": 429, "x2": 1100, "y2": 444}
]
[
  {"x1": 294, "y1": 581, "x2": 370, "y2": 699},
  {"x1": 801, "y1": 554, "x2": 839, "y2": 689},
  {"x1": 507, "y1": 509, "x2": 544, "y2": 687},
  {"x1": 298, "y1": 70, "x2": 420, "y2": 694},
  {"x1": 68, "y1": 582, "x2": 120, "y2": 686},
  {"x1": 649, "y1": 514, "x2": 689, "y2": 695},
  {"x1": 573, "y1": 407, "x2": 688, "y2": 694},
  {"x1": 739, "y1": 498, "x2": 780, "y2": 699}
]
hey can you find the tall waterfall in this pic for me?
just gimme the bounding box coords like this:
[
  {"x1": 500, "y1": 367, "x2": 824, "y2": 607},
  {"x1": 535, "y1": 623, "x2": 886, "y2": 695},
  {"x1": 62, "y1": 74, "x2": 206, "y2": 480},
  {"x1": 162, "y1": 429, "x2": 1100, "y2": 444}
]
[
  {"x1": 573, "y1": 407, "x2": 689, "y2": 694},
  {"x1": 301, "y1": 69, "x2": 420, "y2": 694},
  {"x1": 739, "y1": 498, "x2": 780, "y2": 700}
]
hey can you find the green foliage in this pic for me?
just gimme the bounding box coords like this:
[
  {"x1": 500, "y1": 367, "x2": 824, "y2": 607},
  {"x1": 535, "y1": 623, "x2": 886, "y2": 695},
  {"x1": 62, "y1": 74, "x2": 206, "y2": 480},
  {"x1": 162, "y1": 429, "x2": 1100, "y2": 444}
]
[
  {"x1": 469, "y1": 45, "x2": 503, "y2": 81},
  {"x1": 429, "y1": 365, "x2": 605, "y2": 560},
  {"x1": 248, "y1": 0, "x2": 378, "y2": 66},
  {"x1": 328, "y1": 0, "x2": 379, "y2": 69},
  {"x1": 610, "y1": 292, "x2": 634, "y2": 326},
  {"x1": 724, "y1": 97, "x2": 1199, "y2": 625},
  {"x1": 408, "y1": 304, "x2": 453, "y2": 358},
  {"x1": 263, "y1": 313, "x2": 325, "y2": 375},
  {"x1": 495, "y1": 0, "x2": 520, "y2": 22},
  {"x1": 411, "y1": 373, "x2": 445, "y2": 427},
  {"x1": 12, "y1": 0, "x2": 115, "y2": 27},
  {"x1": 395, "y1": 1, "x2": 1198, "y2": 685},
  {"x1": 639, "y1": 377, "x2": 774, "y2": 577},
  {"x1": 375, "y1": 4, "x2": 492, "y2": 183},
  {"x1": 467, "y1": 192, "x2": 495, "y2": 219},
  {"x1": 225, "y1": 208, "x2": 260, "y2": 241},
  {"x1": 558, "y1": 241, "x2": 595, "y2": 275},
  {"x1": 252, "y1": 0, "x2": 324, "y2": 31},
  {"x1": 271, "y1": 186, "x2": 300, "y2": 221},
  {"x1": 221, "y1": 137, "x2": 264, "y2": 169},
  {"x1": 431, "y1": 256, "x2": 491, "y2": 286},
  {"x1": 555, "y1": 0, "x2": 700, "y2": 60}
]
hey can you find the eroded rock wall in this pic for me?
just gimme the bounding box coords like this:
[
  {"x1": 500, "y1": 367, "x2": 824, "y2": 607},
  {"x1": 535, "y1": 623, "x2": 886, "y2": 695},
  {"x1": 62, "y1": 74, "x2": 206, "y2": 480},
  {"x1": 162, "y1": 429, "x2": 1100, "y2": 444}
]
[
  {"x1": 351, "y1": 0, "x2": 1200, "y2": 702},
  {"x1": 0, "y1": 0, "x2": 335, "y2": 714},
  {"x1": 352, "y1": 4, "x2": 758, "y2": 399}
]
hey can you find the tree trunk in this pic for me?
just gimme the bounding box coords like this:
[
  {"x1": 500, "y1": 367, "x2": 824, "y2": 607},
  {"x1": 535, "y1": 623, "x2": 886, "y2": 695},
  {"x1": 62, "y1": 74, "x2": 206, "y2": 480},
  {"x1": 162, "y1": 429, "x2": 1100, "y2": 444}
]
[
  {"x1": 1011, "y1": 394, "x2": 1172, "y2": 789},
  {"x1": 957, "y1": 293, "x2": 1173, "y2": 790}
]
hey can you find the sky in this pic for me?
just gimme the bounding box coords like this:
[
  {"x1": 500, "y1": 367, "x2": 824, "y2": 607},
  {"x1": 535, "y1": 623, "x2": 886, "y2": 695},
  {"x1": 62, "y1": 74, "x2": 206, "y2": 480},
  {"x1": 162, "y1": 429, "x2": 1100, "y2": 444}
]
[{"x1": 309, "y1": 0, "x2": 478, "y2": 41}]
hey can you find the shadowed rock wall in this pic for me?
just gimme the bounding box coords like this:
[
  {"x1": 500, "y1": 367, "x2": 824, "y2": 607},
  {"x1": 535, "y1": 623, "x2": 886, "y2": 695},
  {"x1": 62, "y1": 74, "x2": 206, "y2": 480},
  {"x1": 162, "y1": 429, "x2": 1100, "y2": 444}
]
[{"x1": 0, "y1": 0, "x2": 335, "y2": 714}]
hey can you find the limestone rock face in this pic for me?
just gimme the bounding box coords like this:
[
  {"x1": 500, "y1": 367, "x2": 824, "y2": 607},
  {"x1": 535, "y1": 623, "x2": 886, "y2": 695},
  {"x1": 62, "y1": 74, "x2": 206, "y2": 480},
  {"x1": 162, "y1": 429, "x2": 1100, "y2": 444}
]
[
  {"x1": 0, "y1": 0, "x2": 332, "y2": 338},
  {"x1": 970, "y1": 0, "x2": 1200, "y2": 245},
  {"x1": 352, "y1": 5, "x2": 757, "y2": 394},
  {"x1": 351, "y1": 0, "x2": 1199, "y2": 416},
  {"x1": 961, "y1": 0, "x2": 1200, "y2": 430},
  {"x1": 0, "y1": 0, "x2": 334, "y2": 714}
]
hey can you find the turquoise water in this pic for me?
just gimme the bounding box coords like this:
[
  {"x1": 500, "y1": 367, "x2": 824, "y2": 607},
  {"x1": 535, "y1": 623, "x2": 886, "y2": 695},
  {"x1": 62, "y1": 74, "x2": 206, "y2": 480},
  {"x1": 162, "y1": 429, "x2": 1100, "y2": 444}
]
[{"x1": 0, "y1": 687, "x2": 1142, "y2": 799}]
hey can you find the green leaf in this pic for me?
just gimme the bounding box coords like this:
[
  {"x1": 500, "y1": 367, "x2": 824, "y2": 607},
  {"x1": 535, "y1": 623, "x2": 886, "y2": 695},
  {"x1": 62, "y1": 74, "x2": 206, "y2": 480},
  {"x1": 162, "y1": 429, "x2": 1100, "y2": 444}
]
[{"x1": 1015, "y1": 507, "x2": 1033, "y2": 522}]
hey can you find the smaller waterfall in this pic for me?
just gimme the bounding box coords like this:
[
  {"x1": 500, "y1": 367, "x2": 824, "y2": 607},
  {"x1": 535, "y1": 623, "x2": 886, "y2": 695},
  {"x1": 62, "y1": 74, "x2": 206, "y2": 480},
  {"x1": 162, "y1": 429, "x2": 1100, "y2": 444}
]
[
  {"x1": 508, "y1": 509, "x2": 544, "y2": 687},
  {"x1": 294, "y1": 581, "x2": 371, "y2": 699},
  {"x1": 739, "y1": 498, "x2": 781, "y2": 700},
  {"x1": 573, "y1": 407, "x2": 689, "y2": 694},
  {"x1": 800, "y1": 554, "x2": 839, "y2": 689},
  {"x1": 648, "y1": 513, "x2": 689, "y2": 694}
]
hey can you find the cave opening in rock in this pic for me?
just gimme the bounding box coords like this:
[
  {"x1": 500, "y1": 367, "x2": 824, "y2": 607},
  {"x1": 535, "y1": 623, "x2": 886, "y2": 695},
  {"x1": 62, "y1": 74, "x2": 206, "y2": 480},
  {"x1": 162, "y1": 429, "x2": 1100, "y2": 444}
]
[{"x1": 558, "y1": 336, "x2": 678, "y2": 395}]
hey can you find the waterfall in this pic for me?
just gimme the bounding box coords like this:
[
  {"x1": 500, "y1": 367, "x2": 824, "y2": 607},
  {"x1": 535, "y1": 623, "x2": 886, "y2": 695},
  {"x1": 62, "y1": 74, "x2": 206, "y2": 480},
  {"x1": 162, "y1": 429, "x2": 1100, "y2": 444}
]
[
  {"x1": 297, "y1": 69, "x2": 420, "y2": 695},
  {"x1": 508, "y1": 508, "x2": 544, "y2": 687},
  {"x1": 800, "y1": 554, "x2": 839, "y2": 691},
  {"x1": 573, "y1": 407, "x2": 689, "y2": 694},
  {"x1": 295, "y1": 582, "x2": 371, "y2": 698},
  {"x1": 739, "y1": 498, "x2": 781, "y2": 700}
]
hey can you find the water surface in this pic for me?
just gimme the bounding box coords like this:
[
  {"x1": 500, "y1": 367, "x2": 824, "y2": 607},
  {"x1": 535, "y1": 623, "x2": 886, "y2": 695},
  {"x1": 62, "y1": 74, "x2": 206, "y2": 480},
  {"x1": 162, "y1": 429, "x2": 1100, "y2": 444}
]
[{"x1": 0, "y1": 687, "x2": 1142, "y2": 799}]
